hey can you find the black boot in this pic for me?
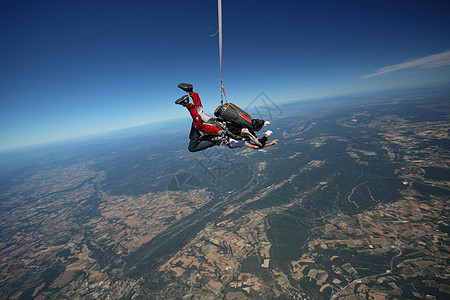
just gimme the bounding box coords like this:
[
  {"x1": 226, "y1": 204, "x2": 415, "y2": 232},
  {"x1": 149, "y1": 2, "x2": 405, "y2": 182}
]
[
  {"x1": 177, "y1": 83, "x2": 193, "y2": 93},
  {"x1": 175, "y1": 95, "x2": 190, "y2": 107}
]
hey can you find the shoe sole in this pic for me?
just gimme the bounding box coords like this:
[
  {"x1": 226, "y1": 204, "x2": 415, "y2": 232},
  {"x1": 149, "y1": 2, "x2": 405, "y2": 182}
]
[{"x1": 175, "y1": 95, "x2": 189, "y2": 105}]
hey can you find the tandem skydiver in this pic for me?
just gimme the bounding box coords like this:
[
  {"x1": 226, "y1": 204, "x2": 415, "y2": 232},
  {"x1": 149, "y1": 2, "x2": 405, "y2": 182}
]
[
  {"x1": 175, "y1": 83, "x2": 278, "y2": 152},
  {"x1": 185, "y1": 123, "x2": 278, "y2": 152}
]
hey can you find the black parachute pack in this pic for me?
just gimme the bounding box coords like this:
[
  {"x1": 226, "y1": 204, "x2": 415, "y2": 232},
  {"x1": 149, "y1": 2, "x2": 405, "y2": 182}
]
[{"x1": 214, "y1": 103, "x2": 262, "y2": 147}]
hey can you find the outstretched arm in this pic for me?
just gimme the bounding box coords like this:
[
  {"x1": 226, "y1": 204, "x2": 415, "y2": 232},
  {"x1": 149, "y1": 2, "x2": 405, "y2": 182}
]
[{"x1": 245, "y1": 139, "x2": 279, "y2": 149}]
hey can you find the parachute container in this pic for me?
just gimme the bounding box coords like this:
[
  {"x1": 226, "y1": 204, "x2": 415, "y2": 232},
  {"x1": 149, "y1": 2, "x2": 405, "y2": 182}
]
[{"x1": 214, "y1": 103, "x2": 253, "y2": 133}]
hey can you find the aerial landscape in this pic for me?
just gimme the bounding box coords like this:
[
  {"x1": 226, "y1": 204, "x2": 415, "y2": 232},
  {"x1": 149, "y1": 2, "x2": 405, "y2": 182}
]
[
  {"x1": 0, "y1": 87, "x2": 448, "y2": 299},
  {"x1": 1, "y1": 0, "x2": 450, "y2": 299}
]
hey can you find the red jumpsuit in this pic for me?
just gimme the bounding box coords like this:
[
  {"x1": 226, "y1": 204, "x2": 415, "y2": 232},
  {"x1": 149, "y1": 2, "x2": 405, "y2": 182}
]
[{"x1": 187, "y1": 92, "x2": 221, "y2": 134}]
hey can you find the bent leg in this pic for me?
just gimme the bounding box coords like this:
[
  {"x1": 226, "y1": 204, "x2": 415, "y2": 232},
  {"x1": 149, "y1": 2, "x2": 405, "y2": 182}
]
[
  {"x1": 188, "y1": 103, "x2": 221, "y2": 134},
  {"x1": 196, "y1": 106, "x2": 213, "y2": 123},
  {"x1": 189, "y1": 92, "x2": 203, "y2": 107},
  {"x1": 190, "y1": 92, "x2": 213, "y2": 122},
  {"x1": 188, "y1": 123, "x2": 217, "y2": 152}
]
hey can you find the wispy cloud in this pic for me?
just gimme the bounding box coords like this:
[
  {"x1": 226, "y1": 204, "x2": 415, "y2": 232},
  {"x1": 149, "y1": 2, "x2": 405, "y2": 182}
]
[{"x1": 362, "y1": 50, "x2": 450, "y2": 79}]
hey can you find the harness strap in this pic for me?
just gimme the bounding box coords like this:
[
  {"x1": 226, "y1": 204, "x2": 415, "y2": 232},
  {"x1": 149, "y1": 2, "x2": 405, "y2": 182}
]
[
  {"x1": 221, "y1": 84, "x2": 229, "y2": 105},
  {"x1": 218, "y1": 0, "x2": 223, "y2": 105}
]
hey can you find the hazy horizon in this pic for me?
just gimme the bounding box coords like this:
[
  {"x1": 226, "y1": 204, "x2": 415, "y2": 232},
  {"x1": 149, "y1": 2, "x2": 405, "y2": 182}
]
[{"x1": 1, "y1": 84, "x2": 448, "y2": 153}]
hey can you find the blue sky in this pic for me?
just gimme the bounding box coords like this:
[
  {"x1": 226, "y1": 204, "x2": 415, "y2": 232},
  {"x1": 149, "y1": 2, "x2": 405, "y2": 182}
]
[{"x1": 1, "y1": 0, "x2": 450, "y2": 151}]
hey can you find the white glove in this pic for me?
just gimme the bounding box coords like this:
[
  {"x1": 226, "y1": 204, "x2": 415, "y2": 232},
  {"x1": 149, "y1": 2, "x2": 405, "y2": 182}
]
[{"x1": 265, "y1": 130, "x2": 273, "y2": 137}]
